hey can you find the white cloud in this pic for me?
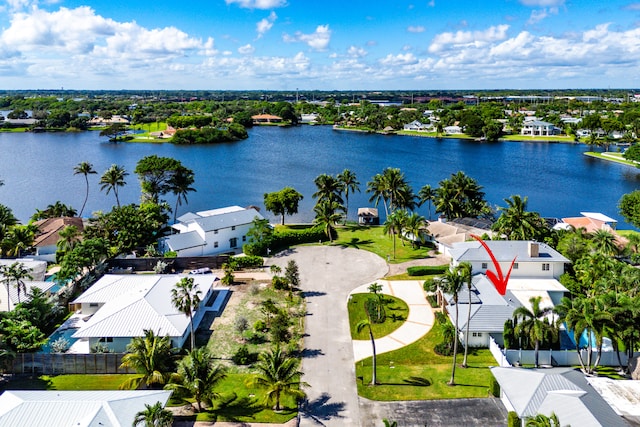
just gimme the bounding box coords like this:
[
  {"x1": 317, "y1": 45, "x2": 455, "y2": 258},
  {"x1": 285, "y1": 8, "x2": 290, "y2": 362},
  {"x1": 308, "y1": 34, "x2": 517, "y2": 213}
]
[
  {"x1": 347, "y1": 45, "x2": 367, "y2": 58},
  {"x1": 238, "y1": 43, "x2": 255, "y2": 54},
  {"x1": 379, "y1": 52, "x2": 417, "y2": 66},
  {"x1": 429, "y1": 25, "x2": 509, "y2": 53},
  {"x1": 527, "y1": 9, "x2": 548, "y2": 25},
  {"x1": 256, "y1": 11, "x2": 277, "y2": 38},
  {"x1": 283, "y1": 25, "x2": 331, "y2": 51},
  {"x1": 519, "y1": 0, "x2": 564, "y2": 6},
  {"x1": 225, "y1": 0, "x2": 286, "y2": 9},
  {"x1": 407, "y1": 25, "x2": 425, "y2": 33}
]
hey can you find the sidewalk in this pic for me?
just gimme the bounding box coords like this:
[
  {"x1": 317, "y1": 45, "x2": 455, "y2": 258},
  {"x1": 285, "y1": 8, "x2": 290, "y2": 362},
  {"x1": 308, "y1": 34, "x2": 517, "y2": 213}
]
[{"x1": 351, "y1": 280, "x2": 435, "y2": 362}]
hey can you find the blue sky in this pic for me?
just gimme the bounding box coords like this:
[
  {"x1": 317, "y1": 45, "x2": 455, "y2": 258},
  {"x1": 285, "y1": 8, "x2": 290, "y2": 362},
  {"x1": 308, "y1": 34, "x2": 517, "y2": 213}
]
[{"x1": 1, "y1": 0, "x2": 640, "y2": 90}]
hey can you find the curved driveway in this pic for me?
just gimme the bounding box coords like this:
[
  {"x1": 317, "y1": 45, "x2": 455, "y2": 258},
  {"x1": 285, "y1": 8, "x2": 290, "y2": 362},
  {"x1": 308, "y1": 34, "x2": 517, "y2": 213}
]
[{"x1": 267, "y1": 246, "x2": 388, "y2": 427}]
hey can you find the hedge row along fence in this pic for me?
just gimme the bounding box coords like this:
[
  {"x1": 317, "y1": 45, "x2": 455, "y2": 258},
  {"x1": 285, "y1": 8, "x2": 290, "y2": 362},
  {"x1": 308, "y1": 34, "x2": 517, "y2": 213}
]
[
  {"x1": 406, "y1": 265, "x2": 449, "y2": 276},
  {"x1": 243, "y1": 226, "x2": 326, "y2": 256}
]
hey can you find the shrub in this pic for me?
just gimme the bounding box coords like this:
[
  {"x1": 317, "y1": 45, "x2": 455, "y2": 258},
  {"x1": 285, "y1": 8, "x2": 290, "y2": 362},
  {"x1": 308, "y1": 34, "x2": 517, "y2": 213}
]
[
  {"x1": 489, "y1": 376, "x2": 500, "y2": 397},
  {"x1": 243, "y1": 226, "x2": 326, "y2": 256},
  {"x1": 507, "y1": 412, "x2": 520, "y2": 427},
  {"x1": 272, "y1": 275, "x2": 289, "y2": 291},
  {"x1": 231, "y1": 346, "x2": 257, "y2": 365},
  {"x1": 163, "y1": 251, "x2": 177, "y2": 258},
  {"x1": 270, "y1": 312, "x2": 291, "y2": 344},
  {"x1": 244, "y1": 331, "x2": 267, "y2": 344},
  {"x1": 91, "y1": 342, "x2": 112, "y2": 353},
  {"x1": 426, "y1": 295, "x2": 438, "y2": 308},
  {"x1": 423, "y1": 278, "x2": 437, "y2": 292},
  {"x1": 407, "y1": 265, "x2": 448, "y2": 276},
  {"x1": 233, "y1": 255, "x2": 264, "y2": 269},
  {"x1": 50, "y1": 337, "x2": 70, "y2": 353},
  {"x1": 254, "y1": 320, "x2": 267, "y2": 332},
  {"x1": 234, "y1": 316, "x2": 249, "y2": 335}
]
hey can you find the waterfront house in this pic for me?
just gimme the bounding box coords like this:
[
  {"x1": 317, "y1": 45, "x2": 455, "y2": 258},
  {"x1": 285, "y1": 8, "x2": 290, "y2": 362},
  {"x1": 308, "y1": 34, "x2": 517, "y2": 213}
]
[
  {"x1": 520, "y1": 120, "x2": 562, "y2": 137},
  {"x1": 32, "y1": 216, "x2": 84, "y2": 262},
  {"x1": 357, "y1": 207, "x2": 379, "y2": 225},
  {"x1": 251, "y1": 113, "x2": 283, "y2": 124},
  {"x1": 70, "y1": 274, "x2": 217, "y2": 353},
  {"x1": 0, "y1": 390, "x2": 172, "y2": 427},
  {"x1": 491, "y1": 367, "x2": 628, "y2": 427},
  {"x1": 162, "y1": 205, "x2": 263, "y2": 257},
  {"x1": 403, "y1": 120, "x2": 429, "y2": 131}
]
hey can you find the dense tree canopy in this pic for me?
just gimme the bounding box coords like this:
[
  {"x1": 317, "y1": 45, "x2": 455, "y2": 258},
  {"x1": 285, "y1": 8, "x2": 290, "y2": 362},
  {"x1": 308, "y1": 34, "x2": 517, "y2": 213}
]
[{"x1": 264, "y1": 187, "x2": 304, "y2": 225}]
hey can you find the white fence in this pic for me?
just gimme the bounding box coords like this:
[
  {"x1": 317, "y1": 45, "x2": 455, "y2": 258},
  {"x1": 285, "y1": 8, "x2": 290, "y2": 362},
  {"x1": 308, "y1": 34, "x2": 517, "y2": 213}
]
[
  {"x1": 489, "y1": 336, "x2": 512, "y2": 367},
  {"x1": 503, "y1": 348, "x2": 640, "y2": 367}
]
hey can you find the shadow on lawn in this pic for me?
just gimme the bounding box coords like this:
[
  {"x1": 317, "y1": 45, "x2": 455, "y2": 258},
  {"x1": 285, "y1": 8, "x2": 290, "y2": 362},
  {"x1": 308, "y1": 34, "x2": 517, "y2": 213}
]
[
  {"x1": 212, "y1": 393, "x2": 294, "y2": 422},
  {"x1": 302, "y1": 290, "x2": 327, "y2": 298},
  {"x1": 1, "y1": 375, "x2": 51, "y2": 391},
  {"x1": 337, "y1": 237, "x2": 374, "y2": 249}
]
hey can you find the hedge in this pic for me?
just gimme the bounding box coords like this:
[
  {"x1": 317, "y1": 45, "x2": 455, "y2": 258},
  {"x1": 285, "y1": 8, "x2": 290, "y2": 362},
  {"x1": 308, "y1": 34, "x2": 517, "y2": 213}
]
[
  {"x1": 232, "y1": 255, "x2": 264, "y2": 269},
  {"x1": 507, "y1": 412, "x2": 520, "y2": 427},
  {"x1": 407, "y1": 265, "x2": 449, "y2": 276},
  {"x1": 243, "y1": 226, "x2": 326, "y2": 256}
]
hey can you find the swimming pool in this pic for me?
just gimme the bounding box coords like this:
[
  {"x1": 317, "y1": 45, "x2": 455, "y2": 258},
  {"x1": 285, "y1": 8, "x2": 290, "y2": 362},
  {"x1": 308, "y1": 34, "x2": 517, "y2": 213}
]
[{"x1": 39, "y1": 327, "x2": 79, "y2": 353}]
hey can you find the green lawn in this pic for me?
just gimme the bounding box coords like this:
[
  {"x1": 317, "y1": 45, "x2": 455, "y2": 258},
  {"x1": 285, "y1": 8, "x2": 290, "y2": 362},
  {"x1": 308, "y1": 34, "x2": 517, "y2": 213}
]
[
  {"x1": 354, "y1": 321, "x2": 496, "y2": 400},
  {"x1": 1, "y1": 374, "x2": 141, "y2": 391},
  {"x1": 584, "y1": 151, "x2": 638, "y2": 167},
  {"x1": 348, "y1": 293, "x2": 409, "y2": 340},
  {"x1": 172, "y1": 372, "x2": 297, "y2": 423},
  {"x1": 501, "y1": 134, "x2": 576, "y2": 143},
  {"x1": 617, "y1": 229, "x2": 640, "y2": 238},
  {"x1": 331, "y1": 225, "x2": 434, "y2": 264}
]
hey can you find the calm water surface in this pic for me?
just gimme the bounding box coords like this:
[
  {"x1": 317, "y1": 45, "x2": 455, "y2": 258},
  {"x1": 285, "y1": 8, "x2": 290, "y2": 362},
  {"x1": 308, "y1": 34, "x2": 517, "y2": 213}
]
[{"x1": 0, "y1": 126, "x2": 639, "y2": 227}]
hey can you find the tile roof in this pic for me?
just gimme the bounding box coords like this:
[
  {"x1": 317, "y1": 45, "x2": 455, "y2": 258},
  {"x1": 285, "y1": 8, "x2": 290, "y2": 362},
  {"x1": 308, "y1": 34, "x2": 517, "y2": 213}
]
[{"x1": 33, "y1": 217, "x2": 84, "y2": 248}]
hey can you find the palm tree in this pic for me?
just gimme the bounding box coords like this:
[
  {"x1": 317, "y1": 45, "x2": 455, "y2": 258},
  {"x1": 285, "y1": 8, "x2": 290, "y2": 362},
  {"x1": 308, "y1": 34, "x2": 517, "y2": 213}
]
[
  {"x1": 73, "y1": 161, "x2": 97, "y2": 217},
  {"x1": 435, "y1": 172, "x2": 486, "y2": 219},
  {"x1": 247, "y1": 346, "x2": 308, "y2": 411},
  {"x1": 437, "y1": 265, "x2": 466, "y2": 385},
  {"x1": 337, "y1": 169, "x2": 360, "y2": 223},
  {"x1": 590, "y1": 229, "x2": 618, "y2": 256},
  {"x1": 132, "y1": 401, "x2": 173, "y2": 427},
  {"x1": 312, "y1": 173, "x2": 344, "y2": 205},
  {"x1": 418, "y1": 184, "x2": 435, "y2": 220},
  {"x1": 0, "y1": 262, "x2": 33, "y2": 309},
  {"x1": 403, "y1": 212, "x2": 427, "y2": 248},
  {"x1": 100, "y1": 164, "x2": 128, "y2": 208},
  {"x1": 166, "y1": 347, "x2": 227, "y2": 412},
  {"x1": 56, "y1": 224, "x2": 81, "y2": 259},
  {"x1": 0, "y1": 204, "x2": 18, "y2": 244},
  {"x1": 513, "y1": 296, "x2": 557, "y2": 368},
  {"x1": 383, "y1": 210, "x2": 407, "y2": 259},
  {"x1": 525, "y1": 412, "x2": 561, "y2": 427},
  {"x1": 492, "y1": 195, "x2": 546, "y2": 241},
  {"x1": 357, "y1": 306, "x2": 377, "y2": 385},
  {"x1": 171, "y1": 277, "x2": 202, "y2": 350},
  {"x1": 313, "y1": 200, "x2": 343, "y2": 242},
  {"x1": 1, "y1": 224, "x2": 36, "y2": 257},
  {"x1": 169, "y1": 166, "x2": 196, "y2": 224},
  {"x1": 119, "y1": 329, "x2": 175, "y2": 390},
  {"x1": 367, "y1": 173, "x2": 389, "y2": 216},
  {"x1": 458, "y1": 262, "x2": 473, "y2": 368}
]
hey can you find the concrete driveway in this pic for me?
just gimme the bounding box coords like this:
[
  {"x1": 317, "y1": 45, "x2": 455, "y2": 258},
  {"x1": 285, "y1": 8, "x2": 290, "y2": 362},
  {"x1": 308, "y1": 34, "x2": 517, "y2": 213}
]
[{"x1": 267, "y1": 245, "x2": 388, "y2": 427}]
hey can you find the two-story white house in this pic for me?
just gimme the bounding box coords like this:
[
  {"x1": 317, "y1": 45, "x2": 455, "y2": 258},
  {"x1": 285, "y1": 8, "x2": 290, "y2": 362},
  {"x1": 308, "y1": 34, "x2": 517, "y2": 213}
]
[
  {"x1": 162, "y1": 206, "x2": 264, "y2": 257},
  {"x1": 442, "y1": 240, "x2": 570, "y2": 347}
]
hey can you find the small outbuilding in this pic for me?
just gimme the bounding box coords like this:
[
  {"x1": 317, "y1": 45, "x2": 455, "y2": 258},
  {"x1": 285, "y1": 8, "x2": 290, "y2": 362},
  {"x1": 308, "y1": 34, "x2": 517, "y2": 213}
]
[{"x1": 358, "y1": 208, "x2": 379, "y2": 225}]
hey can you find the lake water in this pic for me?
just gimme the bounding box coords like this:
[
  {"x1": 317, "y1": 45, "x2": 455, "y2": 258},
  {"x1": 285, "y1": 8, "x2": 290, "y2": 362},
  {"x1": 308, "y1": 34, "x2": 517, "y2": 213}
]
[{"x1": 1, "y1": 126, "x2": 639, "y2": 228}]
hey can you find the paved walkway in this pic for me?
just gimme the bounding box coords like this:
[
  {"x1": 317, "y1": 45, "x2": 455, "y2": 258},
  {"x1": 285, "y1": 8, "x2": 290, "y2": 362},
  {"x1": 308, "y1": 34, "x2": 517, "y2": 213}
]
[{"x1": 350, "y1": 280, "x2": 434, "y2": 362}]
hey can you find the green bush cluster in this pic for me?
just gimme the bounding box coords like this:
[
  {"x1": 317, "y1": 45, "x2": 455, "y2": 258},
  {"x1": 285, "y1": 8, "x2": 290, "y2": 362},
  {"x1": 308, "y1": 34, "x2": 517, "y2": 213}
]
[
  {"x1": 233, "y1": 255, "x2": 264, "y2": 269},
  {"x1": 243, "y1": 226, "x2": 326, "y2": 256},
  {"x1": 407, "y1": 265, "x2": 448, "y2": 276},
  {"x1": 171, "y1": 124, "x2": 248, "y2": 145},
  {"x1": 507, "y1": 412, "x2": 520, "y2": 427},
  {"x1": 489, "y1": 376, "x2": 500, "y2": 397},
  {"x1": 231, "y1": 345, "x2": 258, "y2": 365}
]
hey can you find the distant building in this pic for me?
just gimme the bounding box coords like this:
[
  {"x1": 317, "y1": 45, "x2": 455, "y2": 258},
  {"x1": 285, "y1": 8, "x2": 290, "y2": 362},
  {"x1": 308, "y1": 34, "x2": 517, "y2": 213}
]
[
  {"x1": 251, "y1": 114, "x2": 283, "y2": 124},
  {"x1": 521, "y1": 120, "x2": 562, "y2": 136},
  {"x1": 358, "y1": 208, "x2": 379, "y2": 225},
  {"x1": 32, "y1": 217, "x2": 84, "y2": 262}
]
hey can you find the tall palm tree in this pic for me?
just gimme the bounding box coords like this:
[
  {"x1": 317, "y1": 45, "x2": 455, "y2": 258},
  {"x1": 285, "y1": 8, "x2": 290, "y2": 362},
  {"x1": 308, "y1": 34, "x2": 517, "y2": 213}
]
[
  {"x1": 166, "y1": 347, "x2": 227, "y2": 412},
  {"x1": 313, "y1": 200, "x2": 343, "y2": 242},
  {"x1": 357, "y1": 304, "x2": 378, "y2": 385},
  {"x1": 492, "y1": 195, "x2": 546, "y2": 241},
  {"x1": 132, "y1": 401, "x2": 173, "y2": 427},
  {"x1": 435, "y1": 171, "x2": 486, "y2": 219},
  {"x1": 247, "y1": 346, "x2": 308, "y2": 411},
  {"x1": 337, "y1": 169, "x2": 360, "y2": 223},
  {"x1": 0, "y1": 262, "x2": 33, "y2": 309},
  {"x1": 437, "y1": 265, "x2": 466, "y2": 385},
  {"x1": 169, "y1": 166, "x2": 196, "y2": 224},
  {"x1": 73, "y1": 161, "x2": 97, "y2": 217},
  {"x1": 590, "y1": 229, "x2": 618, "y2": 256},
  {"x1": 366, "y1": 173, "x2": 389, "y2": 216},
  {"x1": 403, "y1": 212, "x2": 427, "y2": 248},
  {"x1": 458, "y1": 262, "x2": 473, "y2": 368},
  {"x1": 100, "y1": 164, "x2": 128, "y2": 208},
  {"x1": 418, "y1": 184, "x2": 435, "y2": 220},
  {"x1": 171, "y1": 277, "x2": 202, "y2": 350},
  {"x1": 1, "y1": 224, "x2": 36, "y2": 258},
  {"x1": 513, "y1": 296, "x2": 557, "y2": 368},
  {"x1": 119, "y1": 329, "x2": 175, "y2": 390},
  {"x1": 383, "y1": 210, "x2": 407, "y2": 259},
  {"x1": 56, "y1": 224, "x2": 81, "y2": 259},
  {"x1": 0, "y1": 204, "x2": 18, "y2": 244},
  {"x1": 313, "y1": 173, "x2": 344, "y2": 205}
]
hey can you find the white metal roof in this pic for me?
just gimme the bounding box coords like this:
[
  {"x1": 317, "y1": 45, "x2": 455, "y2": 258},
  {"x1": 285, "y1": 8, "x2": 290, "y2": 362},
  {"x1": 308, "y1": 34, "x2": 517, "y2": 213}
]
[
  {"x1": 72, "y1": 274, "x2": 214, "y2": 340},
  {"x1": 580, "y1": 212, "x2": 617, "y2": 223},
  {"x1": 0, "y1": 390, "x2": 171, "y2": 427}
]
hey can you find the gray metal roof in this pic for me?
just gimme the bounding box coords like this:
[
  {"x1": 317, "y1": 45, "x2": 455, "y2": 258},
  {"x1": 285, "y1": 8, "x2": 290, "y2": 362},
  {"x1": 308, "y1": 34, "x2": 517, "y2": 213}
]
[
  {"x1": 451, "y1": 240, "x2": 569, "y2": 263},
  {"x1": 164, "y1": 230, "x2": 205, "y2": 251},
  {"x1": 0, "y1": 390, "x2": 171, "y2": 427},
  {"x1": 193, "y1": 208, "x2": 262, "y2": 232},
  {"x1": 491, "y1": 367, "x2": 629, "y2": 427}
]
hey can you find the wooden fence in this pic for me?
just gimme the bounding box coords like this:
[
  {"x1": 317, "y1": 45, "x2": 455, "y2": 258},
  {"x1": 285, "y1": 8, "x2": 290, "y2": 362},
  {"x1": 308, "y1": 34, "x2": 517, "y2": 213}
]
[
  {"x1": 107, "y1": 255, "x2": 230, "y2": 272},
  {"x1": 8, "y1": 353, "x2": 135, "y2": 375}
]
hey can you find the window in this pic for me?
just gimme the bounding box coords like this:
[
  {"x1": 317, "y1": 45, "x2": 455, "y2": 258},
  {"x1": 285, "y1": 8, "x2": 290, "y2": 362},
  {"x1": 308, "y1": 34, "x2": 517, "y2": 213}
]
[
  {"x1": 481, "y1": 262, "x2": 488, "y2": 269},
  {"x1": 472, "y1": 332, "x2": 483, "y2": 337},
  {"x1": 242, "y1": 235, "x2": 246, "y2": 242},
  {"x1": 98, "y1": 337, "x2": 113, "y2": 343},
  {"x1": 232, "y1": 226, "x2": 236, "y2": 231},
  {"x1": 542, "y1": 263, "x2": 550, "y2": 271},
  {"x1": 89, "y1": 303, "x2": 99, "y2": 307},
  {"x1": 214, "y1": 229, "x2": 219, "y2": 234},
  {"x1": 214, "y1": 241, "x2": 219, "y2": 248},
  {"x1": 230, "y1": 237, "x2": 238, "y2": 248},
  {"x1": 513, "y1": 263, "x2": 519, "y2": 270}
]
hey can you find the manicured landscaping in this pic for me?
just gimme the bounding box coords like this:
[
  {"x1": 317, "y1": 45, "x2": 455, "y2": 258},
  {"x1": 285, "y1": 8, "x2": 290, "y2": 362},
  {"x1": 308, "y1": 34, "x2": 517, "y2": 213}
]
[
  {"x1": 348, "y1": 293, "x2": 409, "y2": 340},
  {"x1": 584, "y1": 151, "x2": 638, "y2": 167},
  {"x1": 1, "y1": 374, "x2": 141, "y2": 391},
  {"x1": 354, "y1": 321, "x2": 496, "y2": 400},
  {"x1": 331, "y1": 225, "x2": 434, "y2": 263}
]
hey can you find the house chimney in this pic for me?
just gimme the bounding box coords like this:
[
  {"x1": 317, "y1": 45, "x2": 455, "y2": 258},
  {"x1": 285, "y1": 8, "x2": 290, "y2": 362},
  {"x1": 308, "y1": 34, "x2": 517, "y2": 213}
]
[{"x1": 528, "y1": 242, "x2": 539, "y2": 257}]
